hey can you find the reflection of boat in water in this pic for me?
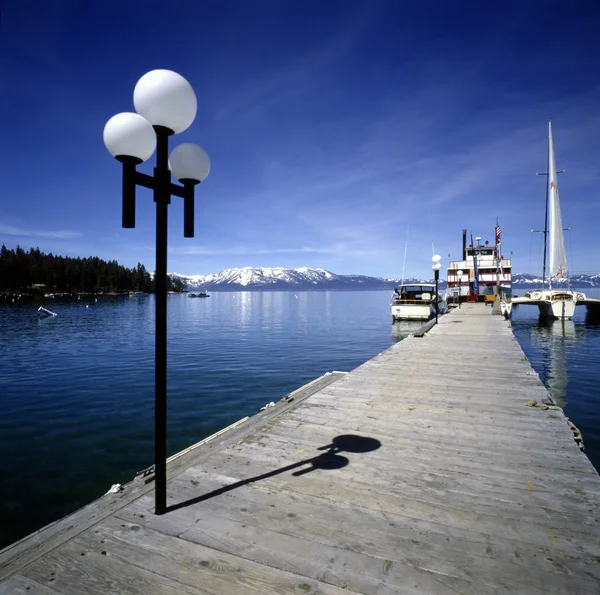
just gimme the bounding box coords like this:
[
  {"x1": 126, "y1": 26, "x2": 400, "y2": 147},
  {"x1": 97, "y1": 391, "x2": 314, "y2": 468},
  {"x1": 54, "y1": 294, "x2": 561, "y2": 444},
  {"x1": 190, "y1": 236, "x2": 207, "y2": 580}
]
[
  {"x1": 390, "y1": 284, "x2": 444, "y2": 321},
  {"x1": 391, "y1": 319, "x2": 428, "y2": 341},
  {"x1": 529, "y1": 317, "x2": 575, "y2": 406}
]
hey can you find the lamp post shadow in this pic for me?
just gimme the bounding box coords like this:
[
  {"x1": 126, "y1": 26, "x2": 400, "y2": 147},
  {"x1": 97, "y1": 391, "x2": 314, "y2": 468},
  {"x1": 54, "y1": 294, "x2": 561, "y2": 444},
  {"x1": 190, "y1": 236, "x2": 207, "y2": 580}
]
[{"x1": 167, "y1": 434, "x2": 381, "y2": 513}]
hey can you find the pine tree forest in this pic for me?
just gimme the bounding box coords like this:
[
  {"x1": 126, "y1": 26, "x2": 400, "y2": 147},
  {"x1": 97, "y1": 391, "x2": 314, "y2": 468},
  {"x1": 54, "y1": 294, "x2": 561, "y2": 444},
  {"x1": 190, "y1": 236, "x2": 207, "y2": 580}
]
[{"x1": 0, "y1": 245, "x2": 186, "y2": 295}]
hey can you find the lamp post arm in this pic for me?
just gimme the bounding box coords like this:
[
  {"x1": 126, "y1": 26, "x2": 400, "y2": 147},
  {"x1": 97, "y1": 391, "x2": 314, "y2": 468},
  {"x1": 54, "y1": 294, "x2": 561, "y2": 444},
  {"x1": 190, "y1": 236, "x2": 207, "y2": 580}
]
[
  {"x1": 134, "y1": 171, "x2": 157, "y2": 191},
  {"x1": 118, "y1": 157, "x2": 197, "y2": 240},
  {"x1": 117, "y1": 156, "x2": 142, "y2": 228}
]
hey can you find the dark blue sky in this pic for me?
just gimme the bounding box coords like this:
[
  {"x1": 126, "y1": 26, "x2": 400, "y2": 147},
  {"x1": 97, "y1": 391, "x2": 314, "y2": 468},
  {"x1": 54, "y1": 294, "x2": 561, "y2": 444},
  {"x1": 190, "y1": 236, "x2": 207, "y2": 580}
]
[{"x1": 1, "y1": 0, "x2": 599, "y2": 277}]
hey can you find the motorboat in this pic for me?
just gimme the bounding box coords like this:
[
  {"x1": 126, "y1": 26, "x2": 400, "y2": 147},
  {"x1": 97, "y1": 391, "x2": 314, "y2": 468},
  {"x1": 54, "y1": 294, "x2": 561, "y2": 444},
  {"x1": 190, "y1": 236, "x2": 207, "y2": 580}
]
[{"x1": 391, "y1": 284, "x2": 444, "y2": 321}]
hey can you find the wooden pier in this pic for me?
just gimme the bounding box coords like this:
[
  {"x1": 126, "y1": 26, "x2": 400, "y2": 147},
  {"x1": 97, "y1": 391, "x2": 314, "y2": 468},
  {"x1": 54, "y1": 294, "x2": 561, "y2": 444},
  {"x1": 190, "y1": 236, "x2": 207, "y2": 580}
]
[{"x1": 1, "y1": 303, "x2": 599, "y2": 594}]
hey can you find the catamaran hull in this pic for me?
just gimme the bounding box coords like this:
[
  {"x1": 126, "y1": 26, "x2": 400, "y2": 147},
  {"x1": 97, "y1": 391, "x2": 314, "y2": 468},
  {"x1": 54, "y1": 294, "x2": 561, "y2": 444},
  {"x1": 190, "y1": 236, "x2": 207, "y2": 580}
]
[
  {"x1": 513, "y1": 290, "x2": 580, "y2": 320},
  {"x1": 538, "y1": 299, "x2": 576, "y2": 320}
]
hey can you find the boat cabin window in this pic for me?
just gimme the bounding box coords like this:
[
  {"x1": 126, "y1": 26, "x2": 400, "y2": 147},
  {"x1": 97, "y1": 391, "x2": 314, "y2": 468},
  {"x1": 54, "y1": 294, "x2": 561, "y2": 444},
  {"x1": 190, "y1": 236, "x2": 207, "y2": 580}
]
[
  {"x1": 396, "y1": 285, "x2": 435, "y2": 301},
  {"x1": 466, "y1": 248, "x2": 495, "y2": 257}
]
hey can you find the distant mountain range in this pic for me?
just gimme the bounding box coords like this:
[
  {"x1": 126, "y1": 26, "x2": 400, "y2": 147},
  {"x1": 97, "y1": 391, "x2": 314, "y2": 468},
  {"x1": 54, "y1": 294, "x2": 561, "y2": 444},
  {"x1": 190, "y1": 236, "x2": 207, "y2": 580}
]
[
  {"x1": 171, "y1": 267, "x2": 404, "y2": 291},
  {"x1": 169, "y1": 267, "x2": 600, "y2": 291},
  {"x1": 511, "y1": 273, "x2": 600, "y2": 288}
]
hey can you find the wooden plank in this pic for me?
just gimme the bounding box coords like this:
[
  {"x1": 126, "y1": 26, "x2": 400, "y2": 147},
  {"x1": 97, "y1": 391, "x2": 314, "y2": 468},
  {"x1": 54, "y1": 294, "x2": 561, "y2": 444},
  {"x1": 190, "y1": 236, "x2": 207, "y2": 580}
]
[
  {"x1": 118, "y1": 491, "x2": 598, "y2": 595},
  {"x1": 0, "y1": 575, "x2": 60, "y2": 594},
  {"x1": 260, "y1": 424, "x2": 600, "y2": 489},
  {"x1": 75, "y1": 517, "x2": 365, "y2": 595},
  {"x1": 165, "y1": 469, "x2": 600, "y2": 577},
  {"x1": 20, "y1": 539, "x2": 211, "y2": 595},
  {"x1": 220, "y1": 434, "x2": 600, "y2": 503},
  {"x1": 117, "y1": 497, "x2": 482, "y2": 595},
  {"x1": 174, "y1": 450, "x2": 600, "y2": 544}
]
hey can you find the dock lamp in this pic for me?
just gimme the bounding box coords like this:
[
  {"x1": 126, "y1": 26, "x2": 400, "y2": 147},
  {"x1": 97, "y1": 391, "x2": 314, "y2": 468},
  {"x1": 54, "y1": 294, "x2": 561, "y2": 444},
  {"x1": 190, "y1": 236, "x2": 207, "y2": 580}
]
[
  {"x1": 103, "y1": 70, "x2": 211, "y2": 515},
  {"x1": 432, "y1": 254, "x2": 442, "y2": 321},
  {"x1": 456, "y1": 270, "x2": 463, "y2": 309}
]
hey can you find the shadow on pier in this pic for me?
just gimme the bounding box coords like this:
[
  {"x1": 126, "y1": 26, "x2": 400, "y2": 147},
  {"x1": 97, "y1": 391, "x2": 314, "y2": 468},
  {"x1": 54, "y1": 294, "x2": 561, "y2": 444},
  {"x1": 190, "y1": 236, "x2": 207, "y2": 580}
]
[{"x1": 167, "y1": 434, "x2": 381, "y2": 512}]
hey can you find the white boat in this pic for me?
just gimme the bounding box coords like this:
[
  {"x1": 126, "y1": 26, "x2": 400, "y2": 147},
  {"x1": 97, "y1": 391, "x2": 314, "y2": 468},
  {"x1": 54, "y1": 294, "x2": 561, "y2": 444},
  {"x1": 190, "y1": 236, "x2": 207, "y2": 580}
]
[
  {"x1": 391, "y1": 284, "x2": 443, "y2": 321},
  {"x1": 512, "y1": 121, "x2": 593, "y2": 319},
  {"x1": 446, "y1": 227, "x2": 512, "y2": 307}
]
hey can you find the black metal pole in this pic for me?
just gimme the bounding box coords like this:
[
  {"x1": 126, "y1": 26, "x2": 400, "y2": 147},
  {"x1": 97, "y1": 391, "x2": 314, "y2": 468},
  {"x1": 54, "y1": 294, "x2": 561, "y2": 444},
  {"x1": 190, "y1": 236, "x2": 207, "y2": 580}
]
[
  {"x1": 115, "y1": 120, "x2": 200, "y2": 515},
  {"x1": 153, "y1": 126, "x2": 173, "y2": 515},
  {"x1": 458, "y1": 277, "x2": 461, "y2": 309},
  {"x1": 542, "y1": 137, "x2": 550, "y2": 286},
  {"x1": 434, "y1": 270, "x2": 439, "y2": 321}
]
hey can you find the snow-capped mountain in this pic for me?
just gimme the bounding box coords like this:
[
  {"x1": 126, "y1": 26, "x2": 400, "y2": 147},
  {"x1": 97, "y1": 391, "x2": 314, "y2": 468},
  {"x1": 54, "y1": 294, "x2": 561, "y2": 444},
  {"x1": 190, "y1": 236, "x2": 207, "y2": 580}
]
[
  {"x1": 169, "y1": 267, "x2": 600, "y2": 291},
  {"x1": 170, "y1": 267, "x2": 431, "y2": 291},
  {"x1": 512, "y1": 273, "x2": 600, "y2": 288}
]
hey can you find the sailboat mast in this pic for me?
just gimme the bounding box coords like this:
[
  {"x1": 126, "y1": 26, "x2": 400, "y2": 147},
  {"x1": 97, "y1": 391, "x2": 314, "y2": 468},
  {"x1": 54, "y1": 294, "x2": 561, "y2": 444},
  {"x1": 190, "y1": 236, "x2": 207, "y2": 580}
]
[
  {"x1": 542, "y1": 124, "x2": 550, "y2": 288},
  {"x1": 400, "y1": 226, "x2": 409, "y2": 286}
]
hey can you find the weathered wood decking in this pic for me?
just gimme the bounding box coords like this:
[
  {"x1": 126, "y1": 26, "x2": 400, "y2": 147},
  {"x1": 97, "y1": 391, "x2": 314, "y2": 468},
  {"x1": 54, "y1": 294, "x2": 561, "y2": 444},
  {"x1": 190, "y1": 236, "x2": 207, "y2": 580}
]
[{"x1": 1, "y1": 303, "x2": 599, "y2": 594}]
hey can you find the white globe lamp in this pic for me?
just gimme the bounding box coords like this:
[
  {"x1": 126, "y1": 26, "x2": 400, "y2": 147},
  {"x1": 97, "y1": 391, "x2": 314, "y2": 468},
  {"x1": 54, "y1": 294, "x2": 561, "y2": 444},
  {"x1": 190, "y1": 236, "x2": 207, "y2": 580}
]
[
  {"x1": 133, "y1": 69, "x2": 197, "y2": 134},
  {"x1": 169, "y1": 143, "x2": 211, "y2": 183},
  {"x1": 103, "y1": 112, "x2": 156, "y2": 162}
]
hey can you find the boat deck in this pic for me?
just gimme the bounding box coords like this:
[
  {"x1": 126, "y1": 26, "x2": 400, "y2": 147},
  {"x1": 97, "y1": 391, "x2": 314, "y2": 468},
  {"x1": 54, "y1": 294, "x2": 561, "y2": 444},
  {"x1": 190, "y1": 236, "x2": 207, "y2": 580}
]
[
  {"x1": 1, "y1": 303, "x2": 599, "y2": 594},
  {"x1": 512, "y1": 294, "x2": 600, "y2": 314}
]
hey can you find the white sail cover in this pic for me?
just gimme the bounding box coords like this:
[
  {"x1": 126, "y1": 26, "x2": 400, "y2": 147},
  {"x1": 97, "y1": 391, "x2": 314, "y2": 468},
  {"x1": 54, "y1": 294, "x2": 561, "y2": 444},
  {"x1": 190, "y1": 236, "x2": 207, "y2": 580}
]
[{"x1": 547, "y1": 121, "x2": 568, "y2": 282}]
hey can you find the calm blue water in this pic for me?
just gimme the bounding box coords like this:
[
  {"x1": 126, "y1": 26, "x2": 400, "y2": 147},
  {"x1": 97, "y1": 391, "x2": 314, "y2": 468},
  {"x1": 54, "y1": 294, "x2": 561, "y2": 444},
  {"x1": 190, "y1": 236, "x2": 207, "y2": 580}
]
[{"x1": 1, "y1": 290, "x2": 599, "y2": 549}]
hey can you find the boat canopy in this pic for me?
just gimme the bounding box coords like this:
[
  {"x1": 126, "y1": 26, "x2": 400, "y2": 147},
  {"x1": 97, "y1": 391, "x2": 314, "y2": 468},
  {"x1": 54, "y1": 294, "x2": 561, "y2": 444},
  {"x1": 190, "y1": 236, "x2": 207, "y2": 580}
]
[{"x1": 397, "y1": 284, "x2": 435, "y2": 291}]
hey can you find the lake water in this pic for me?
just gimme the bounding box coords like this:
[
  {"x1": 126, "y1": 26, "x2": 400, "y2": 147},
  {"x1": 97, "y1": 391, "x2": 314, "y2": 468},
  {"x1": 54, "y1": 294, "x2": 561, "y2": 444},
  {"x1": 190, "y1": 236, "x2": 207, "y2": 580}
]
[{"x1": 1, "y1": 290, "x2": 599, "y2": 549}]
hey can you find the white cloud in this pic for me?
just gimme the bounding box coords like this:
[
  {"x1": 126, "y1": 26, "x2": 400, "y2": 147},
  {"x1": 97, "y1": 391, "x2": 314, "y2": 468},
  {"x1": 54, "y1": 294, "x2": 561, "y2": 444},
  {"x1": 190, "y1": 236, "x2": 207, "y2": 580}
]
[{"x1": 0, "y1": 223, "x2": 82, "y2": 240}]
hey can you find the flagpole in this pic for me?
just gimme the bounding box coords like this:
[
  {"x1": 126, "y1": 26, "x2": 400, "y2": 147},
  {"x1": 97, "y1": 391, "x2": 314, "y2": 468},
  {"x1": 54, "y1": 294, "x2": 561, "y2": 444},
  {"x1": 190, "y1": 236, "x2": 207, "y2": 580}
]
[{"x1": 492, "y1": 217, "x2": 503, "y2": 315}]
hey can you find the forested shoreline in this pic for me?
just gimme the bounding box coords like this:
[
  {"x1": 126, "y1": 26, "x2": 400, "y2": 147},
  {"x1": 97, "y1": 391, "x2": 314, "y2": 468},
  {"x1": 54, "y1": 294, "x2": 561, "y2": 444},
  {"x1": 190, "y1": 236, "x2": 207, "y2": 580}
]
[{"x1": 0, "y1": 246, "x2": 186, "y2": 295}]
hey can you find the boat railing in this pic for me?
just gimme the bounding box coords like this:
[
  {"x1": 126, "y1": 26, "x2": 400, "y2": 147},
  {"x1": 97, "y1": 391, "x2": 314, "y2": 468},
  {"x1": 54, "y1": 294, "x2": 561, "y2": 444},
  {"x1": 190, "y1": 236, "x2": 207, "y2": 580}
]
[{"x1": 391, "y1": 297, "x2": 436, "y2": 305}]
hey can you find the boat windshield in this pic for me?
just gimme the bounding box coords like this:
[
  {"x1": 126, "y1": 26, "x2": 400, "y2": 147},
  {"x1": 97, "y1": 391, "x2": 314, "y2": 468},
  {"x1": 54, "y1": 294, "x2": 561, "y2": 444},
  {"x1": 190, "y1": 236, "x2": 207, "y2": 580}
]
[{"x1": 393, "y1": 285, "x2": 435, "y2": 302}]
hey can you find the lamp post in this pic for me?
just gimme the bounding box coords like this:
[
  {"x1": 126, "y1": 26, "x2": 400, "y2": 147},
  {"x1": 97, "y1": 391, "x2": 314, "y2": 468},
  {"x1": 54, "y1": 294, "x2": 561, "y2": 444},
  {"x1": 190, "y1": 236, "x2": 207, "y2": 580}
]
[
  {"x1": 432, "y1": 254, "x2": 442, "y2": 321},
  {"x1": 456, "y1": 269, "x2": 463, "y2": 309},
  {"x1": 103, "y1": 70, "x2": 210, "y2": 515}
]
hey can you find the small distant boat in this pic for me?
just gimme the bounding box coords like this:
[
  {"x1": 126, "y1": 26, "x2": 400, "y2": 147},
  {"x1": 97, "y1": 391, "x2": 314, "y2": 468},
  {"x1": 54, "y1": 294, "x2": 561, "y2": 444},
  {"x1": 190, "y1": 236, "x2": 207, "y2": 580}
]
[
  {"x1": 189, "y1": 291, "x2": 210, "y2": 298},
  {"x1": 38, "y1": 306, "x2": 57, "y2": 317},
  {"x1": 128, "y1": 291, "x2": 147, "y2": 297}
]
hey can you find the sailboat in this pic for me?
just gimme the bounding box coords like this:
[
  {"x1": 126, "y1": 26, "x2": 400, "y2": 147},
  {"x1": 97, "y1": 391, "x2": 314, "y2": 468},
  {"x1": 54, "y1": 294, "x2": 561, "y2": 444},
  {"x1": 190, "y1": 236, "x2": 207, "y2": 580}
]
[{"x1": 513, "y1": 122, "x2": 585, "y2": 319}]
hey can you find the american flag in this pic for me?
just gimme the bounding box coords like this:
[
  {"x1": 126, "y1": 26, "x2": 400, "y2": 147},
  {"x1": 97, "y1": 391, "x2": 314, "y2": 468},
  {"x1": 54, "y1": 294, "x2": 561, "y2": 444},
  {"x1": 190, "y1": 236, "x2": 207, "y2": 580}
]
[{"x1": 495, "y1": 225, "x2": 501, "y2": 243}]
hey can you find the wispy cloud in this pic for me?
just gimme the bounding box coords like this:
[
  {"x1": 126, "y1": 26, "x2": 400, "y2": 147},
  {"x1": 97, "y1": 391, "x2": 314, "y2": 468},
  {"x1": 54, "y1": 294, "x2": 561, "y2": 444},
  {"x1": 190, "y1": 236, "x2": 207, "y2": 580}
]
[
  {"x1": 213, "y1": 7, "x2": 380, "y2": 122},
  {"x1": 174, "y1": 244, "x2": 374, "y2": 258},
  {"x1": 0, "y1": 223, "x2": 82, "y2": 240}
]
